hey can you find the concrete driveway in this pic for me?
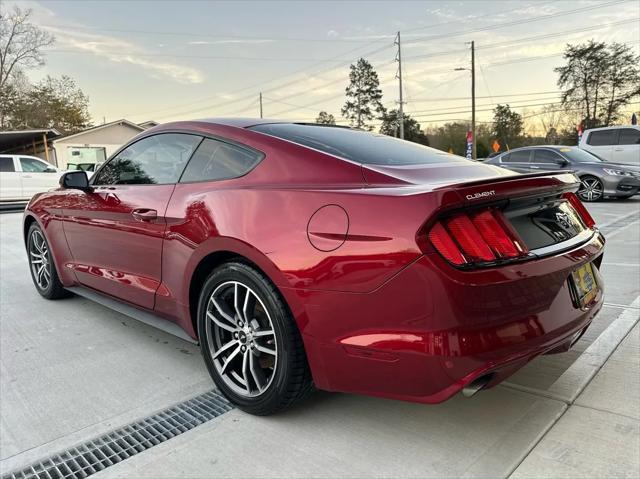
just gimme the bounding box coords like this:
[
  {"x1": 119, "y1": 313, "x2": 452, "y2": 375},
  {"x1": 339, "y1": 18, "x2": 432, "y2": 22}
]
[{"x1": 1, "y1": 198, "x2": 638, "y2": 478}]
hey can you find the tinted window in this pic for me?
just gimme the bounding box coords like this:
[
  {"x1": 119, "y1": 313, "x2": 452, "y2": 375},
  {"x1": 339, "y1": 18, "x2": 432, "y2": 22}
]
[
  {"x1": 180, "y1": 138, "x2": 262, "y2": 182},
  {"x1": 0, "y1": 157, "x2": 15, "y2": 172},
  {"x1": 561, "y1": 148, "x2": 603, "y2": 162},
  {"x1": 533, "y1": 150, "x2": 563, "y2": 164},
  {"x1": 618, "y1": 128, "x2": 640, "y2": 145},
  {"x1": 587, "y1": 130, "x2": 615, "y2": 146},
  {"x1": 93, "y1": 134, "x2": 201, "y2": 185},
  {"x1": 502, "y1": 150, "x2": 530, "y2": 163},
  {"x1": 250, "y1": 123, "x2": 464, "y2": 165},
  {"x1": 20, "y1": 157, "x2": 49, "y2": 172}
]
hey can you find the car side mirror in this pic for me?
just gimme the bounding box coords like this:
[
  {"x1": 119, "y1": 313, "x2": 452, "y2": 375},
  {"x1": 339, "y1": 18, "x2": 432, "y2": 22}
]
[
  {"x1": 44, "y1": 166, "x2": 57, "y2": 173},
  {"x1": 60, "y1": 170, "x2": 92, "y2": 192},
  {"x1": 557, "y1": 159, "x2": 569, "y2": 167}
]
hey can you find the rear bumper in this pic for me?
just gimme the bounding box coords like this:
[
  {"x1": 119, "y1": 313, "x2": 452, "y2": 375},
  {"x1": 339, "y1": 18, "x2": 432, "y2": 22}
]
[{"x1": 291, "y1": 230, "x2": 605, "y2": 403}]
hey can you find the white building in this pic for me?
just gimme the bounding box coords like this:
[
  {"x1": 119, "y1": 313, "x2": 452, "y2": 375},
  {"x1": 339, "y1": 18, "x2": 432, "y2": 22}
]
[{"x1": 52, "y1": 119, "x2": 145, "y2": 169}]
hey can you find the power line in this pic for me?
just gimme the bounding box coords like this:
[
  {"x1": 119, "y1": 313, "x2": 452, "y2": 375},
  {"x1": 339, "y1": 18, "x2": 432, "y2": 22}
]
[
  {"x1": 403, "y1": 18, "x2": 639, "y2": 61},
  {"x1": 135, "y1": 43, "x2": 393, "y2": 119},
  {"x1": 409, "y1": 90, "x2": 562, "y2": 103}
]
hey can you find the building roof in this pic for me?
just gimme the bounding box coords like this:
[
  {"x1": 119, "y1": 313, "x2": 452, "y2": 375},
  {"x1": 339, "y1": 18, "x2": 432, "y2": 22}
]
[
  {"x1": 0, "y1": 129, "x2": 62, "y2": 153},
  {"x1": 138, "y1": 120, "x2": 159, "y2": 129},
  {"x1": 52, "y1": 119, "x2": 144, "y2": 143}
]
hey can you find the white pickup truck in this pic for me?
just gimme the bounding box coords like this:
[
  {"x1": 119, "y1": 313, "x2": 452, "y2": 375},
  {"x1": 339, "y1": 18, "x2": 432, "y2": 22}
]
[{"x1": 579, "y1": 125, "x2": 640, "y2": 166}]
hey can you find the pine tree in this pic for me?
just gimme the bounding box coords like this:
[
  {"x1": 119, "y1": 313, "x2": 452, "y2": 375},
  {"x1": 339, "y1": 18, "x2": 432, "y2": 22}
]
[{"x1": 341, "y1": 58, "x2": 385, "y2": 130}]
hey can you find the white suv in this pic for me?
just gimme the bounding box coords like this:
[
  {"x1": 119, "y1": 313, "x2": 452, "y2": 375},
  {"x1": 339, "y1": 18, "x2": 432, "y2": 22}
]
[
  {"x1": 579, "y1": 125, "x2": 640, "y2": 166},
  {"x1": 0, "y1": 155, "x2": 62, "y2": 205}
]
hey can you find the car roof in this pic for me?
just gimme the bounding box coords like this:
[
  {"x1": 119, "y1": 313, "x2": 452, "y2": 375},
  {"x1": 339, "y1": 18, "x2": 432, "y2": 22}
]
[
  {"x1": 584, "y1": 125, "x2": 640, "y2": 133},
  {"x1": 500, "y1": 145, "x2": 574, "y2": 152}
]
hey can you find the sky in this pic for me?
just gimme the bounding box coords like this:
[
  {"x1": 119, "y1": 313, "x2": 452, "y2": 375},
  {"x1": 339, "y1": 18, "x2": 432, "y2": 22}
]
[{"x1": 6, "y1": 0, "x2": 640, "y2": 133}]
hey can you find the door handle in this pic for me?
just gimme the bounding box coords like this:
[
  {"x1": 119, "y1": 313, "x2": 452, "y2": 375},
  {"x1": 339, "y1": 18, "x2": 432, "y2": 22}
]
[
  {"x1": 530, "y1": 165, "x2": 541, "y2": 169},
  {"x1": 614, "y1": 147, "x2": 624, "y2": 151},
  {"x1": 132, "y1": 208, "x2": 158, "y2": 222},
  {"x1": 22, "y1": 175, "x2": 32, "y2": 178}
]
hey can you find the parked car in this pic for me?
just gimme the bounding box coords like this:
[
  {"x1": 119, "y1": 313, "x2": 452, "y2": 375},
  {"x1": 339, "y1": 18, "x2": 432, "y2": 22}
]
[
  {"x1": 0, "y1": 155, "x2": 62, "y2": 205},
  {"x1": 24, "y1": 119, "x2": 604, "y2": 415},
  {"x1": 485, "y1": 145, "x2": 640, "y2": 201},
  {"x1": 67, "y1": 162, "x2": 103, "y2": 178},
  {"x1": 579, "y1": 125, "x2": 640, "y2": 166}
]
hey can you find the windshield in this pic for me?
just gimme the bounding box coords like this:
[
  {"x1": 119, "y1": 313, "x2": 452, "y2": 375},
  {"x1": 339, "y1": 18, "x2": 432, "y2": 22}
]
[
  {"x1": 560, "y1": 147, "x2": 604, "y2": 163},
  {"x1": 249, "y1": 123, "x2": 467, "y2": 166}
]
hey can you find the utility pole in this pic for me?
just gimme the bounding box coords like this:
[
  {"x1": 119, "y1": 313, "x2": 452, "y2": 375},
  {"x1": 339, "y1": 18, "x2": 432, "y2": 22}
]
[
  {"x1": 395, "y1": 31, "x2": 405, "y2": 139},
  {"x1": 471, "y1": 40, "x2": 476, "y2": 160},
  {"x1": 259, "y1": 92, "x2": 263, "y2": 119}
]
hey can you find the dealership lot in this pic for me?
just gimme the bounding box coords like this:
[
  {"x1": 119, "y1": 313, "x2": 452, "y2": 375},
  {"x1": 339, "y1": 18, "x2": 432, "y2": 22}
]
[{"x1": 1, "y1": 199, "x2": 639, "y2": 478}]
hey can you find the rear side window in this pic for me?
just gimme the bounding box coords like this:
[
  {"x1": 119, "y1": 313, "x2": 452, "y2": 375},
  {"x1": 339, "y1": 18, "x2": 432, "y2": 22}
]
[
  {"x1": 250, "y1": 123, "x2": 464, "y2": 165},
  {"x1": 180, "y1": 138, "x2": 262, "y2": 182},
  {"x1": 20, "y1": 157, "x2": 49, "y2": 172},
  {"x1": 618, "y1": 128, "x2": 640, "y2": 145},
  {"x1": 502, "y1": 150, "x2": 530, "y2": 163},
  {"x1": 587, "y1": 130, "x2": 615, "y2": 146},
  {"x1": 533, "y1": 150, "x2": 563, "y2": 164},
  {"x1": 94, "y1": 133, "x2": 201, "y2": 185},
  {"x1": 0, "y1": 157, "x2": 14, "y2": 172}
]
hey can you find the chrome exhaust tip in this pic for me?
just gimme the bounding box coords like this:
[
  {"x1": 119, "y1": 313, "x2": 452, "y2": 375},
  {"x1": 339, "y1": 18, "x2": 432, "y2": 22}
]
[{"x1": 462, "y1": 374, "x2": 493, "y2": 398}]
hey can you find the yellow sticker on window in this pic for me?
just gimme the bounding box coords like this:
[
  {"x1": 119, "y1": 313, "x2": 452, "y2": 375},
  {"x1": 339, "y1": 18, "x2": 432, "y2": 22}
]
[{"x1": 559, "y1": 148, "x2": 571, "y2": 152}]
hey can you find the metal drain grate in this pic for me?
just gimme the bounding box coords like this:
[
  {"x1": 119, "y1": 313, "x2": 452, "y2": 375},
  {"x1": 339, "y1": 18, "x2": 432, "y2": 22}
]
[{"x1": 3, "y1": 390, "x2": 232, "y2": 479}]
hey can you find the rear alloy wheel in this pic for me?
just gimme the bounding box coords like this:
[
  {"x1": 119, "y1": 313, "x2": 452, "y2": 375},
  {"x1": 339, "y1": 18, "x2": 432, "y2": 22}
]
[
  {"x1": 198, "y1": 262, "x2": 313, "y2": 415},
  {"x1": 27, "y1": 223, "x2": 69, "y2": 299},
  {"x1": 578, "y1": 176, "x2": 604, "y2": 202}
]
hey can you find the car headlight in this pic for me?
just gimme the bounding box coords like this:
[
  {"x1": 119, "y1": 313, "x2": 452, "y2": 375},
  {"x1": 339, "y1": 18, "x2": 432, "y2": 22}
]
[{"x1": 603, "y1": 168, "x2": 634, "y2": 176}]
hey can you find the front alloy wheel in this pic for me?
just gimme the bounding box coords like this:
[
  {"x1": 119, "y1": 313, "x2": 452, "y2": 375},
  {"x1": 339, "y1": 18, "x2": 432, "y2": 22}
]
[
  {"x1": 198, "y1": 262, "x2": 313, "y2": 415},
  {"x1": 578, "y1": 176, "x2": 603, "y2": 202},
  {"x1": 26, "y1": 223, "x2": 69, "y2": 299}
]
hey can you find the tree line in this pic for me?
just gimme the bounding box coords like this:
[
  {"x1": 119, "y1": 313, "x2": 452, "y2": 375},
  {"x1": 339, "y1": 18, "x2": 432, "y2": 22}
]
[{"x1": 316, "y1": 41, "x2": 639, "y2": 156}]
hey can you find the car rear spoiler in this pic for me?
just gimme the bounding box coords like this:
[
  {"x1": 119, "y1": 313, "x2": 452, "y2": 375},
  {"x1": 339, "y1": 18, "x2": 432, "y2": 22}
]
[{"x1": 442, "y1": 171, "x2": 580, "y2": 207}]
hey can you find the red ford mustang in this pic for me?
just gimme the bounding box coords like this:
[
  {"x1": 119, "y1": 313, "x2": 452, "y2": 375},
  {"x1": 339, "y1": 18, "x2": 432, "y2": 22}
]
[{"x1": 24, "y1": 119, "x2": 604, "y2": 415}]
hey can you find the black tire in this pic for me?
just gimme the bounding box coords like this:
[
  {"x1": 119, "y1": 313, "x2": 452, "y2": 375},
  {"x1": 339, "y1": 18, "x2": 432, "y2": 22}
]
[
  {"x1": 577, "y1": 175, "x2": 604, "y2": 202},
  {"x1": 26, "y1": 223, "x2": 70, "y2": 299},
  {"x1": 197, "y1": 261, "x2": 313, "y2": 415}
]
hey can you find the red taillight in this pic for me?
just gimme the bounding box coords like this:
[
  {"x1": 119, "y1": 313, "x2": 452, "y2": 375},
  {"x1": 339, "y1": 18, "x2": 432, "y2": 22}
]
[
  {"x1": 429, "y1": 208, "x2": 528, "y2": 267},
  {"x1": 428, "y1": 222, "x2": 467, "y2": 265},
  {"x1": 563, "y1": 192, "x2": 596, "y2": 229},
  {"x1": 471, "y1": 210, "x2": 526, "y2": 258},
  {"x1": 445, "y1": 214, "x2": 494, "y2": 262}
]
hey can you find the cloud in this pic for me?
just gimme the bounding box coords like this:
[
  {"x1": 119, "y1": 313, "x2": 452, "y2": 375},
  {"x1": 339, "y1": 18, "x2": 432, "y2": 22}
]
[
  {"x1": 326, "y1": 30, "x2": 339, "y2": 38},
  {"x1": 19, "y1": 0, "x2": 204, "y2": 86},
  {"x1": 41, "y1": 25, "x2": 204, "y2": 84}
]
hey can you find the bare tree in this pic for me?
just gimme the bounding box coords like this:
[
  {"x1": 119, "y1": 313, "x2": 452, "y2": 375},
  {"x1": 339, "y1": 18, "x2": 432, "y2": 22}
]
[{"x1": 0, "y1": 6, "x2": 54, "y2": 92}]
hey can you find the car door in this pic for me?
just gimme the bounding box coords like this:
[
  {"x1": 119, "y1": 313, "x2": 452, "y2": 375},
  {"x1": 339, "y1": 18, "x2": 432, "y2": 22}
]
[
  {"x1": 0, "y1": 156, "x2": 23, "y2": 201},
  {"x1": 61, "y1": 133, "x2": 202, "y2": 309},
  {"x1": 529, "y1": 149, "x2": 567, "y2": 171},
  {"x1": 498, "y1": 149, "x2": 532, "y2": 173},
  {"x1": 612, "y1": 128, "x2": 640, "y2": 166},
  {"x1": 18, "y1": 157, "x2": 60, "y2": 198},
  {"x1": 584, "y1": 129, "x2": 616, "y2": 161}
]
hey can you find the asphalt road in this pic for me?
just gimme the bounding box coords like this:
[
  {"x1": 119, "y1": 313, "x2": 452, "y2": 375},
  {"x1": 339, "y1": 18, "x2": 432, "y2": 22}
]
[{"x1": 1, "y1": 198, "x2": 638, "y2": 478}]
